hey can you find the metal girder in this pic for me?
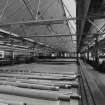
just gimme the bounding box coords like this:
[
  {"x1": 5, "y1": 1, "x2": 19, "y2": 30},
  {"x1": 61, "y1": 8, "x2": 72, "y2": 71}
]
[
  {"x1": 81, "y1": 14, "x2": 105, "y2": 20},
  {"x1": 0, "y1": 14, "x2": 105, "y2": 27},
  {"x1": 62, "y1": 1, "x2": 76, "y2": 25},
  {"x1": 0, "y1": 18, "x2": 77, "y2": 27},
  {"x1": 98, "y1": 38, "x2": 105, "y2": 48},
  {"x1": 0, "y1": 29, "x2": 34, "y2": 45},
  {"x1": 0, "y1": 29, "x2": 57, "y2": 51},
  {"x1": 0, "y1": 44, "x2": 28, "y2": 51},
  {"x1": 87, "y1": 13, "x2": 105, "y2": 19},
  {"x1": 81, "y1": 20, "x2": 105, "y2": 49},
  {"x1": 0, "y1": 32, "x2": 32, "y2": 45},
  {"x1": 36, "y1": 0, "x2": 40, "y2": 20},
  {"x1": 61, "y1": 0, "x2": 76, "y2": 50},
  {"x1": 88, "y1": 19, "x2": 103, "y2": 33},
  {"x1": 37, "y1": 41, "x2": 76, "y2": 43},
  {"x1": 3, "y1": 32, "x2": 105, "y2": 43},
  {"x1": 60, "y1": 0, "x2": 74, "y2": 35},
  {"x1": 21, "y1": 0, "x2": 36, "y2": 20},
  {"x1": 22, "y1": 34, "x2": 76, "y2": 38},
  {"x1": 4, "y1": 32, "x2": 105, "y2": 39},
  {"x1": 84, "y1": 37, "x2": 105, "y2": 52},
  {"x1": 0, "y1": 0, "x2": 9, "y2": 21},
  {"x1": 77, "y1": 1, "x2": 105, "y2": 52},
  {"x1": 77, "y1": 0, "x2": 91, "y2": 52},
  {"x1": 82, "y1": 32, "x2": 105, "y2": 43}
]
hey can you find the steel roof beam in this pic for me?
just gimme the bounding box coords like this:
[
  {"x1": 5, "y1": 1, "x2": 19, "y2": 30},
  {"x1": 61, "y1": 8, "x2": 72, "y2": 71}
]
[
  {"x1": 0, "y1": 29, "x2": 57, "y2": 52},
  {"x1": 81, "y1": 20, "x2": 105, "y2": 49},
  {"x1": 0, "y1": 44, "x2": 28, "y2": 50},
  {"x1": 0, "y1": 18, "x2": 77, "y2": 27},
  {"x1": 22, "y1": 34, "x2": 76, "y2": 38},
  {"x1": 77, "y1": 0, "x2": 91, "y2": 52},
  {"x1": 0, "y1": 14, "x2": 105, "y2": 27},
  {"x1": 0, "y1": 0, "x2": 9, "y2": 21},
  {"x1": 2, "y1": 29, "x2": 105, "y2": 39}
]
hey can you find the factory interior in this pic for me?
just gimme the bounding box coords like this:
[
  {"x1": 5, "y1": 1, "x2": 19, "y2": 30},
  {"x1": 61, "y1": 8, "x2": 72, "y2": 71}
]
[{"x1": 0, "y1": 0, "x2": 105, "y2": 105}]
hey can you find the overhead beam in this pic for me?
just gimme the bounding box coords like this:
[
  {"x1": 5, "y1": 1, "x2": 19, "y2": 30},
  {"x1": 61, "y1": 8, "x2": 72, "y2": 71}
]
[
  {"x1": 21, "y1": 34, "x2": 76, "y2": 38},
  {"x1": 22, "y1": 0, "x2": 36, "y2": 20},
  {"x1": 0, "y1": 0, "x2": 9, "y2": 21},
  {"x1": 0, "y1": 29, "x2": 58, "y2": 51},
  {"x1": 0, "y1": 14, "x2": 105, "y2": 27},
  {"x1": 88, "y1": 19, "x2": 103, "y2": 33},
  {"x1": 82, "y1": 36, "x2": 105, "y2": 52},
  {"x1": 77, "y1": 0, "x2": 91, "y2": 52},
  {"x1": 23, "y1": 32, "x2": 105, "y2": 38},
  {"x1": 0, "y1": 44, "x2": 28, "y2": 51},
  {"x1": 36, "y1": 0, "x2": 40, "y2": 20},
  {"x1": 2, "y1": 31, "x2": 105, "y2": 39},
  {"x1": 0, "y1": 18, "x2": 77, "y2": 27},
  {"x1": 5, "y1": 32, "x2": 105, "y2": 37},
  {"x1": 96, "y1": 38, "x2": 105, "y2": 49},
  {"x1": 81, "y1": 20, "x2": 105, "y2": 49}
]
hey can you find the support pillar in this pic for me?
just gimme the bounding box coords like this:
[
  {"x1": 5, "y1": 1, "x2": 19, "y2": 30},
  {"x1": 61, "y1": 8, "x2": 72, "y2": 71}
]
[
  {"x1": 95, "y1": 37, "x2": 99, "y2": 65},
  {"x1": 77, "y1": 52, "x2": 79, "y2": 63},
  {"x1": 11, "y1": 50, "x2": 14, "y2": 65},
  {"x1": 87, "y1": 46, "x2": 89, "y2": 61}
]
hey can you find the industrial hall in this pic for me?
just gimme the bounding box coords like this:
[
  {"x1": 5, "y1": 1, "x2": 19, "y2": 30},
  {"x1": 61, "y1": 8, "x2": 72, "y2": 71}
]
[{"x1": 0, "y1": 0, "x2": 104, "y2": 105}]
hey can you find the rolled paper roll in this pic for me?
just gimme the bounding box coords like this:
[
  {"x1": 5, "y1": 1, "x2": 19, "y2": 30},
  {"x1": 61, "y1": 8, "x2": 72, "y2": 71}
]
[
  {"x1": 0, "y1": 73, "x2": 76, "y2": 81},
  {"x1": 0, "y1": 99, "x2": 25, "y2": 105},
  {"x1": 0, "y1": 85, "x2": 72, "y2": 101},
  {"x1": 0, "y1": 69, "x2": 76, "y2": 75},
  {"x1": 0, "y1": 70, "x2": 76, "y2": 78},
  {"x1": 0, "y1": 81, "x2": 60, "y2": 91},
  {"x1": 58, "y1": 95, "x2": 70, "y2": 101},
  {"x1": 70, "y1": 94, "x2": 81, "y2": 100},
  {"x1": 65, "y1": 84, "x2": 71, "y2": 89},
  {"x1": 10, "y1": 82, "x2": 60, "y2": 91},
  {"x1": 0, "y1": 78, "x2": 79, "y2": 89}
]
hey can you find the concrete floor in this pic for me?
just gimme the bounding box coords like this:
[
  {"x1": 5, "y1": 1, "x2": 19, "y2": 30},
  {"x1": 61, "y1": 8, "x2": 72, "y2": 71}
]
[{"x1": 80, "y1": 61, "x2": 105, "y2": 105}]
